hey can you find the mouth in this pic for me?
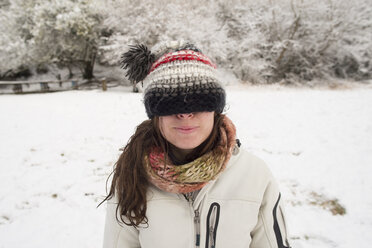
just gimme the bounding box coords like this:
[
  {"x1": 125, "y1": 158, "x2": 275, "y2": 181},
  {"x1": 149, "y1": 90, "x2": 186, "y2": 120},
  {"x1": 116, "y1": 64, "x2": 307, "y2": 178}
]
[{"x1": 174, "y1": 126, "x2": 199, "y2": 134}]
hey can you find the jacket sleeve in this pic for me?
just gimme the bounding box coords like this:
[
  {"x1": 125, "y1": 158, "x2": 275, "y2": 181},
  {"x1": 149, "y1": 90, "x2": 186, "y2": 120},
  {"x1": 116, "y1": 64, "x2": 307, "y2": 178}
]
[
  {"x1": 250, "y1": 177, "x2": 291, "y2": 248},
  {"x1": 102, "y1": 197, "x2": 141, "y2": 248}
]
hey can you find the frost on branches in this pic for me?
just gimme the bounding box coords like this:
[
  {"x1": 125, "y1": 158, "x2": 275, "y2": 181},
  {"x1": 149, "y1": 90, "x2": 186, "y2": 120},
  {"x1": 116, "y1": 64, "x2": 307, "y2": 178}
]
[
  {"x1": 0, "y1": 1, "x2": 30, "y2": 78},
  {"x1": 0, "y1": 0, "x2": 371, "y2": 84},
  {"x1": 97, "y1": 0, "x2": 372, "y2": 85},
  {"x1": 0, "y1": 0, "x2": 102, "y2": 80}
]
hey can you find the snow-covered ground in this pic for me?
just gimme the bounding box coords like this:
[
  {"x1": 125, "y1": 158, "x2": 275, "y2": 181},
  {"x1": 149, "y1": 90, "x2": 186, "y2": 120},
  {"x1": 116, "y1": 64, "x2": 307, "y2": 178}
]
[{"x1": 1, "y1": 85, "x2": 372, "y2": 248}]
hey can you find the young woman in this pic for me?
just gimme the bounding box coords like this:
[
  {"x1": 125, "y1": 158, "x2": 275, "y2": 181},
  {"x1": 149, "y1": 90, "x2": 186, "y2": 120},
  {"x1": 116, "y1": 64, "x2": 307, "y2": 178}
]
[{"x1": 102, "y1": 41, "x2": 291, "y2": 248}]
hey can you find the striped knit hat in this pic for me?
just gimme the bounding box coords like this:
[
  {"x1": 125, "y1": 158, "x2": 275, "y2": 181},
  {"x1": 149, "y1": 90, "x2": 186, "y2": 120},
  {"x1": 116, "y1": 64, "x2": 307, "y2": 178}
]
[{"x1": 120, "y1": 41, "x2": 226, "y2": 118}]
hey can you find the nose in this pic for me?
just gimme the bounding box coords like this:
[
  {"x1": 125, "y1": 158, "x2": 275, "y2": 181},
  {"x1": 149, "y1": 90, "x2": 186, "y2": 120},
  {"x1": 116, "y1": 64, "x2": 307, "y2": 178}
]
[{"x1": 176, "y1": 113, "x2": 194, "y2": 119}]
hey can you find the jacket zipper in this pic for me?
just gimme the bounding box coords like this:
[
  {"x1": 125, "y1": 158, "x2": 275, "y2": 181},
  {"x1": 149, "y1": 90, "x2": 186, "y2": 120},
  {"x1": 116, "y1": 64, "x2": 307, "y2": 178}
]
[
  {"x1": 205, "y1": 202, "x2": 220, "y2": 248},
  {"x1": 185, "y1": 193, "x2": 201, "y2": 248},
  {"x1": 194, "y1": 208, "x2": 201, "y2": 247}
]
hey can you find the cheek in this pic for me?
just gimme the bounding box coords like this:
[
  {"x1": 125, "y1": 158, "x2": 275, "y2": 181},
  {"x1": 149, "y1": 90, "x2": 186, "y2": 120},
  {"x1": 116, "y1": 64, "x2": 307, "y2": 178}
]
[
  {"x1": 204, "y1": 116, "x2": 214, "y2": 137},
  {"x1": 159, "y1": 117, "x2": 172, "y2": 140},
  {"x1": 200, "y1": 112, "x2": 214, "y2": 131}
]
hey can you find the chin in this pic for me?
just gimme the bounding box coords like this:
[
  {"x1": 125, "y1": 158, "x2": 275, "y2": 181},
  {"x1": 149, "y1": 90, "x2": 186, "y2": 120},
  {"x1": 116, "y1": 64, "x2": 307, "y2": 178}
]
[
  {"x1": 171, "y1": 140, "x2": 198, "y2": 150},
  {"x1": 179, "y1": 145, "x2": 198, "y2": 150},
  {"x1": 175, "y1": 141, "x2": 203, "y2": 150}
]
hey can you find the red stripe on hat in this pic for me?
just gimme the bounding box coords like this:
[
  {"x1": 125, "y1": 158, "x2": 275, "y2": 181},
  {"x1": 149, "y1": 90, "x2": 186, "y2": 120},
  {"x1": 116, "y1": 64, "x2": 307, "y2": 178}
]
[{"x1": 150, "y1": 50, "x2": 217, "y2": 73}]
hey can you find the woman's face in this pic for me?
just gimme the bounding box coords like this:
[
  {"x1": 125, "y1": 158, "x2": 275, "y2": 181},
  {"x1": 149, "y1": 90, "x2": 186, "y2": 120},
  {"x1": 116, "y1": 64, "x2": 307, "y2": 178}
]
[{"x1": 159, "y1": 112, "x2": 215, "y2": 151}]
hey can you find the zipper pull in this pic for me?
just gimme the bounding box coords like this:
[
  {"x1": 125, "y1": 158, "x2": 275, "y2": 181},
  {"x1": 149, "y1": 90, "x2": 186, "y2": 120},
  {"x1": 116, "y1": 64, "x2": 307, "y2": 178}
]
[
  {"x1": 210, "y1": 226, "x2": 215, "y2": 248},
  {"x1": 194, "y1": 209, "x2": 200, "y2": 247}
]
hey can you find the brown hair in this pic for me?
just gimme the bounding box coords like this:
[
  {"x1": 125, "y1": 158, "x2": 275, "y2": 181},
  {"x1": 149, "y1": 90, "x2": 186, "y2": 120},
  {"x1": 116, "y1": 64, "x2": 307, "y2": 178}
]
[{"x1": 99, "y1": 113, "x2": 224, "y2": 227}]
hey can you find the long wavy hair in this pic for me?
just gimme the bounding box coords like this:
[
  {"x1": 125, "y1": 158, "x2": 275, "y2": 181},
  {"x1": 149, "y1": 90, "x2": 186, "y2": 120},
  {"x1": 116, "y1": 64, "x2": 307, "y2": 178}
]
[{"x1": 99, "y1": 113, "x2": 224, "y2": 227}]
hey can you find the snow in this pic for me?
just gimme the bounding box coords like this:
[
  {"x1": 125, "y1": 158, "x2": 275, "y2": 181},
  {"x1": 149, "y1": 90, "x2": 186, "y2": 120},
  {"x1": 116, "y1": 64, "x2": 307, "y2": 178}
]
[{"x1": 1, "y1": 85, "x2": 372, "y2": 248}]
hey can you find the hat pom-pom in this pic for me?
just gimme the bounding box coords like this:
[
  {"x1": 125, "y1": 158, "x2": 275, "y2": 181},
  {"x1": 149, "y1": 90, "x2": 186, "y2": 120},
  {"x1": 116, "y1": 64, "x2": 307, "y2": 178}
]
[{"x1": 120, "y1": 44, "x2": 155, "y2": 84}]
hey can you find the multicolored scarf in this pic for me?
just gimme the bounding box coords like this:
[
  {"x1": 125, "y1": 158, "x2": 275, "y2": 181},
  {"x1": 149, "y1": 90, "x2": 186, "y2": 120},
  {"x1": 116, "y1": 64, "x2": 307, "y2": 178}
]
[{"x1": 144, "y1": 115, "x2": 237, "y2": 194}]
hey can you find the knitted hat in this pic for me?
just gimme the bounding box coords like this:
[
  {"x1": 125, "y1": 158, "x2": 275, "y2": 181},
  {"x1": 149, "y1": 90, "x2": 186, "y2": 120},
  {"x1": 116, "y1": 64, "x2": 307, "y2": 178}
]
[{"x1": 120, "y1": 40, "x2": 226, "y2": 118}]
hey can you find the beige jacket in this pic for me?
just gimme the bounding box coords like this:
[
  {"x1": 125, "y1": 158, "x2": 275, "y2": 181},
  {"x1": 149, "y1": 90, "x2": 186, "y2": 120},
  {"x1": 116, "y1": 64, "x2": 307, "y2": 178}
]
[{"x1": 103, "y1": 146, "x2": 291, "y2": 248}]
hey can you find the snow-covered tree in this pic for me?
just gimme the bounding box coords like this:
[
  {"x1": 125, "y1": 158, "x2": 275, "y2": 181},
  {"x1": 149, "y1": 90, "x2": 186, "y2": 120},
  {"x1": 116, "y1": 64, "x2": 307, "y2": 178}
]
[
  {"x1": 98, "y1": 0, "x2": 229, "y2": 81},
  {"x1": 1, "y1": 0, "x2": 371, "y2": 84},
  {"x1": 266, "y1": 0, "x2": 372, "y2": 83},
  {"x1": 212, "y1": 0, "x2": 372, "y2": 83},
  {"x1": 0, "y1": 2, "x2": 31, "y2": 78},
  {"x1": 30, "y1": 0, "x2": 102, "y2": 79},
  {"x1": 0, "y1": 0, "x2": 103, "y2": 79},
  {"x1": 214, "y1": 1, "x2": 273, "y2": 83}
]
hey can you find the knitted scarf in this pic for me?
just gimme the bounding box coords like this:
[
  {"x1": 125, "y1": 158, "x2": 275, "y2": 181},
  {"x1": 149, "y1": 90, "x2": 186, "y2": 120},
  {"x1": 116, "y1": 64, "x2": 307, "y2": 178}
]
[{"x1": 144, "y1": 115, "x2": 236, "y2": 194}]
